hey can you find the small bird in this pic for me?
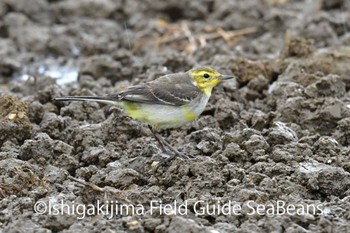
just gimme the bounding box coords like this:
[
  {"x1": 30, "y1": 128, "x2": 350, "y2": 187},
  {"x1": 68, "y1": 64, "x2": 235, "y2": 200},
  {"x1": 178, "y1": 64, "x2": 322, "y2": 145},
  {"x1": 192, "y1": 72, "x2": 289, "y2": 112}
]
[{"x1": 54, "y1": 67, "x2": 234, "y2": 159}]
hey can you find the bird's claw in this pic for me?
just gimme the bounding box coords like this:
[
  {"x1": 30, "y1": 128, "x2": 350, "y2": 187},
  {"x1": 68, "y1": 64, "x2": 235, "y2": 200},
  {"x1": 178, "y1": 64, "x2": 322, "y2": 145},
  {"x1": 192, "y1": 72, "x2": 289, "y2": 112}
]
[{"x1": 156, "y1": 147, "x2": 194, "y2": 164}]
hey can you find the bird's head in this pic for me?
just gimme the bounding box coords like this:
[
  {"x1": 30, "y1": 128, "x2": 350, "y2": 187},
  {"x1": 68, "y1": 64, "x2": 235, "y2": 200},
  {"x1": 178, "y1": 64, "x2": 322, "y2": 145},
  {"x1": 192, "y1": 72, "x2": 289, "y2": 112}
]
[{"x1": 188, "y1": 67, "x2": 234, "y2": 96}]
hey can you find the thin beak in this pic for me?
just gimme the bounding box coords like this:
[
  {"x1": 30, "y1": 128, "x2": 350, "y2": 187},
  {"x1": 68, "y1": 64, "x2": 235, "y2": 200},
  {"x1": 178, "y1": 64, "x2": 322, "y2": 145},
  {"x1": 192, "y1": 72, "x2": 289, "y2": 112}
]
[{"x1": 220, "y1": 74, "x2": 234, "y2": 80}]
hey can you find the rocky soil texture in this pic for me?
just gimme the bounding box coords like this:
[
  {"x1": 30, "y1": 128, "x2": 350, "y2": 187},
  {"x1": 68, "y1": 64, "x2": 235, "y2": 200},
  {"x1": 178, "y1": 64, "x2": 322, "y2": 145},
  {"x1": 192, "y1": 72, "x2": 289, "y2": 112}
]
[{"x1": 1, "y1": 0, "x2": 350, "y2": 232}]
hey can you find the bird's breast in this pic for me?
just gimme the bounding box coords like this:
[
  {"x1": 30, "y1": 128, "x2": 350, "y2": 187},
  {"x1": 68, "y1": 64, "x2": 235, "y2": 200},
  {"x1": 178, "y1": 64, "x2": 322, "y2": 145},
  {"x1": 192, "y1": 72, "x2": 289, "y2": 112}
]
[{"x1": 121, "y1": 94, "x2": 210, "y2": 129}]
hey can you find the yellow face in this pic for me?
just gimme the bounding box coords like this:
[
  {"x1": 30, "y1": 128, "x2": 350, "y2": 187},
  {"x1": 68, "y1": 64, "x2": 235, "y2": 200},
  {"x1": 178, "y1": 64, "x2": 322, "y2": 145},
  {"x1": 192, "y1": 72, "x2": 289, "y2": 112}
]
[{"x1": 188, "y1": 67, "x2": 227, "y2": 96}]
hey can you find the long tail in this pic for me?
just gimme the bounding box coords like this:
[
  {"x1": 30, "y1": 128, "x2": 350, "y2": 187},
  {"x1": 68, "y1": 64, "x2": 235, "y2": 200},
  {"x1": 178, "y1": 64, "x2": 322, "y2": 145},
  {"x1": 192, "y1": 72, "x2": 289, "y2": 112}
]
[{"x1": 54, "y1": 96, "x2": 119, "y2": 105}]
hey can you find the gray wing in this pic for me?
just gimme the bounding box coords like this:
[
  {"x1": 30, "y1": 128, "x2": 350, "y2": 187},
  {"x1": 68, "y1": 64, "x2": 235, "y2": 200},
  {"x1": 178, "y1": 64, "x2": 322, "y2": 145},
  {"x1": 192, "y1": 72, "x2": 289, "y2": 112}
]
[{"x1": 109, "y1": 74, "x2": 201, "y2": 106}]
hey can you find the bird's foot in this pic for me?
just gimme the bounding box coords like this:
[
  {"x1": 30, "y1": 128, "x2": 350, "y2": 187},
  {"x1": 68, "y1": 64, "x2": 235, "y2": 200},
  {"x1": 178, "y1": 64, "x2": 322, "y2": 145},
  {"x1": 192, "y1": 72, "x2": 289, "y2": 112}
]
[
  {"x1": 166, "y1": 146, "x2": 194, "y2": 159},
  {"x1": 152, "y1": 132, "x2": 194, "y2": 160},
  {"x1": 156, "y1": 146, "x2": 194, "y2": 165}
]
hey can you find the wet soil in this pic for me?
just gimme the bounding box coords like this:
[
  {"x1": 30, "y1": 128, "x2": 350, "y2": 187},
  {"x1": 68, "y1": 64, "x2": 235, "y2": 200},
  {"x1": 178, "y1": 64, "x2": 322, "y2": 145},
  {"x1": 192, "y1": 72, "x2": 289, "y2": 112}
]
[{"x1": 1, "y1": 0, "x2": 350, "y2": 232}]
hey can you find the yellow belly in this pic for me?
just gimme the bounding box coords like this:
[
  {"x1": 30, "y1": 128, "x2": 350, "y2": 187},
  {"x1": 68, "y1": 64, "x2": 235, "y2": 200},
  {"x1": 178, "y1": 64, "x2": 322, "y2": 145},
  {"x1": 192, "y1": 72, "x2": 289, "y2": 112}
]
[{"x1": 121, "y1": 95, "x2": 209, "y2": 129}]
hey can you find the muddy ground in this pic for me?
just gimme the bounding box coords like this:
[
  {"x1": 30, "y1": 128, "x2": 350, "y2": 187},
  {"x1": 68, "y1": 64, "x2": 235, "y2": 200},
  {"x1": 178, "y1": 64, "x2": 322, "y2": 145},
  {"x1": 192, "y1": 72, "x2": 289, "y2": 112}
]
[{"x1": 1, "y1": 0, "x2": 350, "y2": 232}]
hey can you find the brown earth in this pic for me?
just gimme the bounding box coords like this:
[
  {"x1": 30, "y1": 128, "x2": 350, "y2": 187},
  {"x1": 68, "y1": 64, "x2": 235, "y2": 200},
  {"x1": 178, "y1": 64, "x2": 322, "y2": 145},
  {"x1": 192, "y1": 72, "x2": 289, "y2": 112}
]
[{"x1": 1, "y1": 0, "x2": 350, "y2": 232}]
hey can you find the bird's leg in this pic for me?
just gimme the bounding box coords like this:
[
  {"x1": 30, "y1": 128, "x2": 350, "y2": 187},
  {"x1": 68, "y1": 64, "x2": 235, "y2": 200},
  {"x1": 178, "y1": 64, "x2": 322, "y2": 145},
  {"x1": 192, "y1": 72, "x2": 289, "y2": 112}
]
[
  {"x1": 156, "y1": 134, "x2": 194, "y2": 159},
  {"x1": 152, "y1": 132, "x2": 170, "y2": 154},
  {"x1": 148, "y1": 126, "x2": 193, "y2": 159},
  {"x1": 148, "y1": 125, "x2": 170, "y2": 155},
  {"x1": 152, "y1": 132, "x2": 176, "y2": 161}
]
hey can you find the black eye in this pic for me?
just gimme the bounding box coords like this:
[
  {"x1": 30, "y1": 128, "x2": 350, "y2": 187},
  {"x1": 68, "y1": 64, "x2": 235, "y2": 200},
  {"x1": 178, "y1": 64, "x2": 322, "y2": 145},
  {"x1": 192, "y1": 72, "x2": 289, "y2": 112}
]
[{"x1": 203, "y1": 73, "x2": 210, "y2": 78}]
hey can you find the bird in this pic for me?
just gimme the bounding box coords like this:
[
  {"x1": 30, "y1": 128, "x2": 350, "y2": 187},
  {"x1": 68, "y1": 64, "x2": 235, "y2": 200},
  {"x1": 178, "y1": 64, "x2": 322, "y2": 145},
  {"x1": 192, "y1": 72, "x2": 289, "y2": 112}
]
[{"x1": 54, "y1": 66, "x2": 234, "y2": 159}]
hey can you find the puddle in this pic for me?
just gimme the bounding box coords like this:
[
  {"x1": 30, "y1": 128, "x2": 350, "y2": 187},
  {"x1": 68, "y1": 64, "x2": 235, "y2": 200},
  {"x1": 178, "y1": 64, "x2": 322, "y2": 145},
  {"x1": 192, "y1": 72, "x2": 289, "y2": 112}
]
[
  {"x1": 37, "y1": 64, "x2": 79, "y2": 86},
  {"x1": 14, "y1": 58, "x2": 79, "y2": 87}
]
